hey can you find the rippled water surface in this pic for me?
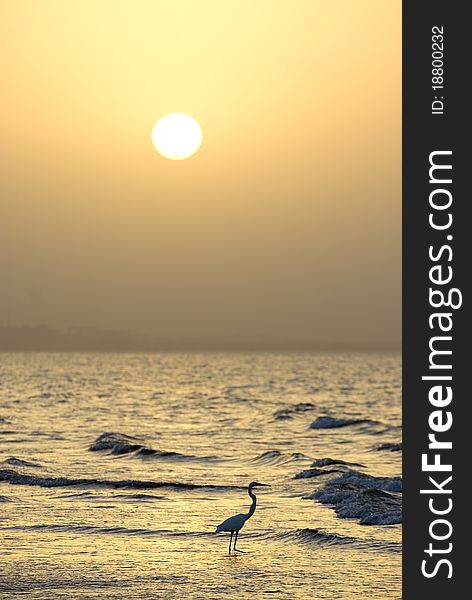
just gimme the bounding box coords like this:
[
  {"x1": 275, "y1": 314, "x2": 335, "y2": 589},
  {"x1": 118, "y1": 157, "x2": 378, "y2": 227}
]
[{"x1": 0, "y1": 352, "x2": 401, "y2": 599}]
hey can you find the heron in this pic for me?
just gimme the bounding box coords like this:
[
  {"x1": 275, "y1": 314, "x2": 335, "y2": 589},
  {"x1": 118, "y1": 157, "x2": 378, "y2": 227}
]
[{"x1": 215, "y1": 481, "x2": 270, "y2": 553}]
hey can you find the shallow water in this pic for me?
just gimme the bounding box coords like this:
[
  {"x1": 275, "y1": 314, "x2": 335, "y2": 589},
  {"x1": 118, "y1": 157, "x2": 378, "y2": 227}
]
[{"x1": 0, "y1": 352, "x2": 401, "y2": 599}]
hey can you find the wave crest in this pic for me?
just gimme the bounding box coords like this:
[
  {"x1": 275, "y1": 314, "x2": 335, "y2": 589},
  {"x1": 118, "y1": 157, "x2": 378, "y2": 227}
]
[
  {"x1": 252, "y1": 450, "x2": 310, "y2": 465},
  {"x1": 88, "y1": 432, "x2": 211, "y2": 461},
  {"x1": 1, "y1": 457, "x2": 42, "y2": 468},
  {"x1": 0, "y1": 468, "x2": 237, "y2": 492},
  {"x1": 295, "y1": 467, "x2": 341, "y2": 479}
]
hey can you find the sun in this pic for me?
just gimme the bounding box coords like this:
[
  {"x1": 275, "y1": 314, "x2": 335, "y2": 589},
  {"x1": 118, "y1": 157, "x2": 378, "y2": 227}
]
[{"x1": 152, "y1": 113, "x2": 202, "y2": 160}]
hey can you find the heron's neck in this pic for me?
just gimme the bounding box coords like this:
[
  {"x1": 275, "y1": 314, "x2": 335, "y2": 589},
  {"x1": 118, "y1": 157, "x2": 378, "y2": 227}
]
[{"x1": 245, "y1": 488, "x2": 257, "y2": 520}]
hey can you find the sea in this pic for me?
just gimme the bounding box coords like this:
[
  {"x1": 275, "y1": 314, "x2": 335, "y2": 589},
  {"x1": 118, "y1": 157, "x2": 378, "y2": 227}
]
[{"x1": 0, "y1": 352, "x2": 402, "y2": 599}]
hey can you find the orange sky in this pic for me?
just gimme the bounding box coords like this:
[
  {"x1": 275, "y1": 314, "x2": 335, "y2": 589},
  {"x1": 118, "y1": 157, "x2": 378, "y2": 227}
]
[{"x1": 0, "y1": 1, "x2": 401, "y2": 348}]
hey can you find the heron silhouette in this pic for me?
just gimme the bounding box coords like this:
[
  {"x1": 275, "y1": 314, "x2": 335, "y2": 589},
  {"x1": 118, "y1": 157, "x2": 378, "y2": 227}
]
[{"x1": 215, "y1": 481, "x2": 270, "y2": 553}]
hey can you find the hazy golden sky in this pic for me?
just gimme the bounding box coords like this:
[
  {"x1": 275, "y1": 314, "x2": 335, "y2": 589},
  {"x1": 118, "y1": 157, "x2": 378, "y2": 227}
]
[{"x1": 0, "y1": 0, "x2": 400, "y2": 348}]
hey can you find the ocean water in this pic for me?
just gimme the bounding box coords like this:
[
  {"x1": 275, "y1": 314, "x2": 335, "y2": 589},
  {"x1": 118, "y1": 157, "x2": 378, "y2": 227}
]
[{"x1": 0, "y1": 352, "x2": 401, "y2": 599}]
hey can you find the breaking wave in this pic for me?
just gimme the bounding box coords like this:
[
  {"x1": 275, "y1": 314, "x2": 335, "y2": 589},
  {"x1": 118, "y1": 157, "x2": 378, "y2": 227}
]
[{"x1": 306, "y1": 470, "x2": 402, "y2": 525}]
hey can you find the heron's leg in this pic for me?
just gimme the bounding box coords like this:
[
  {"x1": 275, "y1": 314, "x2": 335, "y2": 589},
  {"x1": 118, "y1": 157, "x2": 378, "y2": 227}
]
[
  {"x1": 233, "y1": 531, "x2": 247, "y2": 552},
  {"x1": 228, "y1": 531, "x2": 233, "y2": 554}
]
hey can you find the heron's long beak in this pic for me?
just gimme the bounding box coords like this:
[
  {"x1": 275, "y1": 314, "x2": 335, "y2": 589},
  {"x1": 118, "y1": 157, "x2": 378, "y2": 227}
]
[{"x1": 255, "y1": 483, "x2": 271, "y2": 487}]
